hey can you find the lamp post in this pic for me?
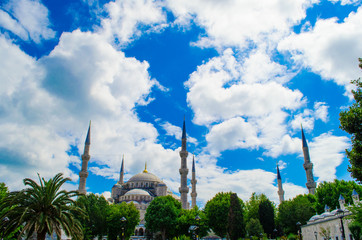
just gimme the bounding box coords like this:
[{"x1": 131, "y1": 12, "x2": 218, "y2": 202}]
[
  {"x1": 337, "y1": 209, "x2": 346, "y2": 240},
  {"x1": 273, "y1": 229, "x2": 277, "y2": 239},
  {"x1": 259, "y1": 232, "x2": 263, "y2": 240},
  {"x1": 314, "y1": 231, "x2": 317, "y2": 240},
  {"x1": 1, "y1": 217, "x2": 9, "y2": 240},
  {"x1": 120, "y1": 217, "x2": 127, "y2": 240},
  {"x1": 296, "y1": 222, "x2": 301, "y2": 240},
  {"x1": 195, "y1": 215, "x2": 201, "y2": 240}
]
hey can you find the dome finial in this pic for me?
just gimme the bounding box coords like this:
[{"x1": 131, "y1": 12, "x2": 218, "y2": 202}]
[{"x1": 143, "y1": 162, "x2": 148, "y2": 173}]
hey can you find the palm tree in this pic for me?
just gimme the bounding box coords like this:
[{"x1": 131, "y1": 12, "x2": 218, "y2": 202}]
[{"x1": 0, "y1": 173, "x2": 84, "y2": 240}]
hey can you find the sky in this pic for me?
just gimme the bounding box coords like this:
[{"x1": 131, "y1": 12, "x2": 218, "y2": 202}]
[{"x1": 0, "y1": 0, "x2": 361, "y2": 207}]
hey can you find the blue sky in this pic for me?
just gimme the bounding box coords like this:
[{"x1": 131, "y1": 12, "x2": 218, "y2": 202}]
[{"x1": 0, "y1": 0, "x2": 361, "y2": 206}]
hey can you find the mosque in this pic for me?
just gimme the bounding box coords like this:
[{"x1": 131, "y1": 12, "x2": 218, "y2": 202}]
[
  {"x1": 77, "y1": 119, "x2": 317, "y2": 237},
  {"x1": 77, "y1": 119, "x2": 197, "y2": 235}
]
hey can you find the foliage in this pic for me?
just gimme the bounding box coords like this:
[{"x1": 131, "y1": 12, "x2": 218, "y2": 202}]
[
  {"x1": 145, "y1": 195, "x2": 181, "y2": 240},
  {"x1": 227, "y1": 193, "x2": 245, "y2": 240},
  {"x1": 339, "y1": 58, "x2": 362, "y2": 182},
  {"x1": 348, "y1": 221, "x2": 362, "y2": 240},
  {"x1": 315, "y1": 179, "x2": 362, "y2": 213},
  {"x1": 245, "y1": 218, "x2": 263, "y2": 238},
  {"x1": 258, "y1": 198, "x2": 275, "y2": 237},
  {"x1": 0, "y1": 173, "x2": 84, "y2": 240},
  {"x1": 319, "y1": 226, "x2": 331, "y2": 240},
  {"x1": 106, "y1": 201, "x2": 140, "y2": 240},
  {"x1": 177, "y1": 207, "x2": 208, "y2": 238},
  {"x1": 277, "y1": 194, "x2": 315, "y2": 235},
  {"x1": 75, "y1": 193, "x2": 109, "y2": 239},
  {"x1": 204, "y1": 192, "x2": 245, "y2": 238},
  {"x1": 244, "y1": 193, "x2": 268, "y2": 223}
]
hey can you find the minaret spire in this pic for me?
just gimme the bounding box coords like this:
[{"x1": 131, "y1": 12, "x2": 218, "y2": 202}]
[
  {"x1": 277, "y1": 163, "x2": 284, "y2": 203},
  {"x1": 301, "y1": 125, "x2": 316, "y2": 194},
  {"x1": 119, "y1": 155, "x2": 124, "y2": 184},
  {"x1": 179, "y1": 117, "x2": 189, "y2": 209},
  {"x1": 78, "y1": 121, "x2": 91, "y2": 194},
  {"x1": 191, "y1": 155, "x2": 197, "y2": 208}
]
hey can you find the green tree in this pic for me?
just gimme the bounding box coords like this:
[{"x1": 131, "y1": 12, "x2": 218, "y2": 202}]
[
  {"x1": 244, "y1": 193, "x2": 267, "y2": 223},
  {"x1": 319, "y1": 226, "x2": 331, "y2": 240},
  {"x1": 245, "y1": 218, "x2": 263, "y2": 238},
  {"x1": 145, "y1": 195, "x2": 181, "y2": 240},
  {"x1": 227, "y1": 193, "x2": 245, "y2": 240},
  {"x1": 258, "y1": 198, "x2": 275, "y2": 237},
  {"x1": 0, "y1": 173, "x2": 84, "y2": 240},
  {"x1": 106, "y1": 201, "x2": 140, "y2": 240},
  {"x1": 340, "y1": 58, "x2": 362, "y2": 182},
  {"x1": 315, "y1": 179, "x2": 362, "y2": 213},
  {"x1": 76, "y1": 193, "x2": 109, "y2": 239},
  {"x1": 348, "y1": 221, "x2": 362, "y2": 240},
  {"x1": 277, "y1": 194, "x2": 315, "y2": 235},
  {"x1": 177, "y1": 207, "x2": 208, "y2": 238},
  {"x1": 204, "y1": 192, "x2": 245, "y2": 238}
]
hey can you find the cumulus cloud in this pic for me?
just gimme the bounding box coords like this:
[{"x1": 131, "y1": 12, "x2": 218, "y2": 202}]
[
  {"x1": 167, "y1": 0, "x2": 313, "y2": 49},
  {"x1": 160, "y1": 121, "x2": 197, "y2": 144},
  {"x1": 309, "y1": 133, "x2": 350, "y2": 182},
  {"x1": 0, "y1": 0, "x2": 55, "y2": 43},
  {"x1": 278, "y1": 6, "x2": 362, "y2": 95},
  {"x1": 101, "y1": 0, "x2": 167, "y2": 44}
]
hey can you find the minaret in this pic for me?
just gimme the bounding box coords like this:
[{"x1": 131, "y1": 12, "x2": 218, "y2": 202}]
[
  {"x1": 301, "y1": 125, "x2": 316, "y2": 195},
  {"x1": 78, "y1": 122, "x2": 91, "y2": 194},
  {"x1": 179, "y1": 118, "x2": 189, "y2": 209},
  {"x1": 118, "y1": 155, "x2": 124, "y2": 185},
  {"x1": 191, "y1": 155, "x2": 197, "y2": 208},
  {"x1": 277, "y1": 164, "x2": 284, "y2": 203}
]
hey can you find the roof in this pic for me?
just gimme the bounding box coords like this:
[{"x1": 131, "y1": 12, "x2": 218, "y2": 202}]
[
  {"x1": 124, "y1": 189, "x2": 151, "y2": 196},
  {"x1": 128, "y1": 171, "x2": 162, "y2": 183}
]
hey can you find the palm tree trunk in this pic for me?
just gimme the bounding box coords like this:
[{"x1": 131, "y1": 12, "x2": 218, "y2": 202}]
[{"x1": 37, "y1": 230, "x2": 47, "y2": 240}]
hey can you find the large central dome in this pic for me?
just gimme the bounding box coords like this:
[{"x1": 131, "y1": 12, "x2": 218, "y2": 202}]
[{"x1": 128, "y1": 171, "x2": 162, "y2": 183}]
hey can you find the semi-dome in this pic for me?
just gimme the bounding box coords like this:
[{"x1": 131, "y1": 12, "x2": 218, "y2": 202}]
[
  {"x1": 125, "y1": 188, "x2": 151, "y2": 196},
  {"x1": 128, "y1": 171, "x2": 162, "y2": 183}
]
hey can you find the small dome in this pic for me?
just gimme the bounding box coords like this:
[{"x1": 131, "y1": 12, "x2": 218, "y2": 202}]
[
  {"x1": 112, "y1": 183, "x2": 122, "y2": 188},
  {"x1": 129, "y1": 171, "x2": 162, "y2": 183},
  {"x1": 124, "y1": 188, "x2": 151, "y2": 196}
]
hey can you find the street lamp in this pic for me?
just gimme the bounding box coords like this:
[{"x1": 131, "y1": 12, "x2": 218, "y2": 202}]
[
  {"x1": 337, "y1": 209, "x2": 346, "y2": 240},
  {"x1": 1, "y1": 217, "x2": 9, "y2": 240},
  {"x1": 273, "y1": 229, "x2": 277, "y2": 239},
  {"x1": 195, "y1": 215, "x2": 201, "y2": 240},
  {"x1": 120, "y1": 217, "x2": 127, "y2": 240},
  {"x1": 259, "y1": 232, "x2": 263, "y2": 240},
  {"x1": 296, "y1": 222, "x2": 301, "y2": 240},
  {"x1": 314, "y1": 231, "x2": 317, "y2": 240}
]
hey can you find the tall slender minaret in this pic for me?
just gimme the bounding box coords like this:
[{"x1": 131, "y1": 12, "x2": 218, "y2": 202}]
[
  {"x1": 301, "y1": 125, "x2": 316, "y2": 195},
  {"x1": 277, "y1": 163, "x2": 284, "y2": 203},
  {"x1": 179, "y1": 118, "x2": 189, "y2": 209},
  {"x1": 191, "y1": 155, "x2": 197, "y2": 208},
  {"x1": 118, "y1": 155, "x2": 124, "y2": 185},
  {"x1": 78, "y1": 122, "x2": 91, "y2": 194}
]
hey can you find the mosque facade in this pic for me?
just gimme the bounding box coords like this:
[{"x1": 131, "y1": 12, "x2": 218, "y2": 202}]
[{"x1": 78, "y1": 119, "x2": 197, "y2": 236}]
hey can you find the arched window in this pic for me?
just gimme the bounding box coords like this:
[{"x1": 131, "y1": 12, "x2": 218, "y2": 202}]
[
  {"x1": 135, "y1": 229, "x2": 138, "y2": 236},
  {"x1": 139, "y1": 228, "x2": 144, "y2": 236}
]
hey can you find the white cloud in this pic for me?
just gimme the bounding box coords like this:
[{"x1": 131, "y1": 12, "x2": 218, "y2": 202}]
[
  {"x1": 167, "y1": 0, "x2": 313, "y2": 49},
  {"x1": 101, "y1": 0, "x2": 167, "y2": 44},
  {"x1": 160, "y1": 121, "x2": 197, "y2": 144},
  {"x1": 309, "y1": 133, "x2": 350, "y2": 182},
  {"x1": 278, "y1": 7, "x2": 362, "y2": 95},
  {"x1": 314, "y1": 102, "x2": 329, "y2": 122},
  {"x1": 0, "y1": 0, "x2": 55, "y2": 43}
]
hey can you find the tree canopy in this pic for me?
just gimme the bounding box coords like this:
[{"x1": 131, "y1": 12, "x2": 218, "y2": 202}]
[
  {"x1": 227, "y1": 193, "x2": 245, "y2": 240},
  {"x1": 244, "y1": 193, "x2": 268, "y2": 223},
  {"x1": 106, "y1": 201, "x2": 140, "y2": 240},
  {"x1": 315, "y1": 179, "x2": 362, "y2": 213},
  {"x1": 145, "y1": 195, "x2": 181, "y2": 240},
  {"x1": 75, "y1": 193, "x2": 110, "y2": 239},
  {"x1": 277, "y1": 194, "x2": 316, "y2": 235},
  {"x1": 204, "y1": 192, "x2": 245, "y2": 238},
  {"x1": 340, "y1": 58, "x2": 362, "y2": 182},
  {"x1": 0, "y1": 173, "x2": 84, "y2": 240},
  {"x1": 177, "y1": 207, "x2": 208, "y2": 239},
  {"x1": 258, "y1": 198, "x2": 275, "y2": 237}
]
